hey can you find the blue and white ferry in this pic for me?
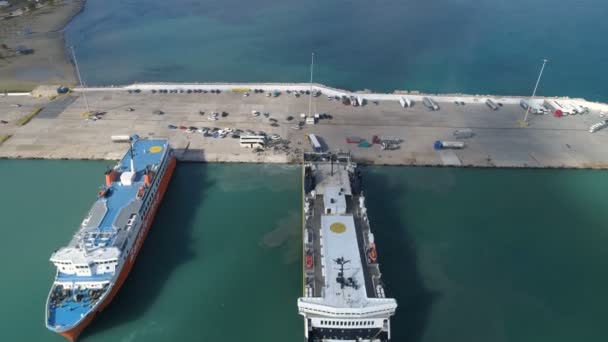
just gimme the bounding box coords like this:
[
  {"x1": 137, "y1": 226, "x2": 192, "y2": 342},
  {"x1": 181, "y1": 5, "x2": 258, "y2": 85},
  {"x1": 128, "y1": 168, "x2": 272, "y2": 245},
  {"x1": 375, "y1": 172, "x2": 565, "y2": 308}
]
[{"x1": 45, "y1": 137, "x2": 176, "y2": 341}]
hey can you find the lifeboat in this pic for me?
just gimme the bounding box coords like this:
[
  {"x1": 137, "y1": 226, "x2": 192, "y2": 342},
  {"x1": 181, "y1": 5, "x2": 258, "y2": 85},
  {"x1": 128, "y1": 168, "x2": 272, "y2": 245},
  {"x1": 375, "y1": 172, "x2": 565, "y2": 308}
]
[
  {"x1": 306, "y1": 255, "x2": 313, "y2": 269},
  {"x1": 144, "y1": 171, "x2": 155, "y2": 187},
  {"x1": 105, "y1": 168, "x2": 119, "y2": 186},
  {"x1": 136, "y1": 186, "x2": 145, "y2": 199},
  {"x1": 97, "y1": 187, "x2": 108, "y2": 198},
  {"x1": 368, "y1": 243, "x2": 378, "y2": 263}
]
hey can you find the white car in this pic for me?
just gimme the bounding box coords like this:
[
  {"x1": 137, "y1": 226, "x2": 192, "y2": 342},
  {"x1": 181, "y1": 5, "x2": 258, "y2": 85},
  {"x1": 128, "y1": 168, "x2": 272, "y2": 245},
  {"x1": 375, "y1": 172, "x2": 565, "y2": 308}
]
[
  {"x1": 207, "y1": 116, "x2": 218, "y2": 121},
  {"x1": 251, "y1": 110, "x2": 260, "y2": 116},
  {"x1": 270, "y1": 134, "x2": 281, "y2": 140}
]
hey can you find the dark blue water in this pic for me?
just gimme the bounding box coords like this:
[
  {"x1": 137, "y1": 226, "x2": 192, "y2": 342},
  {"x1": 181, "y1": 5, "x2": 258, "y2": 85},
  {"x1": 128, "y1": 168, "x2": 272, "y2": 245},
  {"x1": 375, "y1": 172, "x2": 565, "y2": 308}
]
[{"x1": 66, "y1": 0, "x2": 608, "y2": 101}]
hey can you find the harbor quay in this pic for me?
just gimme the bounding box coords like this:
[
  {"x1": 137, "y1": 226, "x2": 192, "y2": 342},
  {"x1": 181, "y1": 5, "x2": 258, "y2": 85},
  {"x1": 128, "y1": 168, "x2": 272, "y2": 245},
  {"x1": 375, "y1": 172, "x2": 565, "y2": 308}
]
[{"x1": 1, "y1": 82, "x2": 608, "y2": 168}]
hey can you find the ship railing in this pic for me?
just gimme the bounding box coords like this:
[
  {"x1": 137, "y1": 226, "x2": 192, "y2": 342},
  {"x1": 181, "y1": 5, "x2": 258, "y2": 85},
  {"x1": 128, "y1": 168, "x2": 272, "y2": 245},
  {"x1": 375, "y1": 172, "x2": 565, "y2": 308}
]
[{"x1": 298, "y1": 298, "x2": 397, "y2": 317}]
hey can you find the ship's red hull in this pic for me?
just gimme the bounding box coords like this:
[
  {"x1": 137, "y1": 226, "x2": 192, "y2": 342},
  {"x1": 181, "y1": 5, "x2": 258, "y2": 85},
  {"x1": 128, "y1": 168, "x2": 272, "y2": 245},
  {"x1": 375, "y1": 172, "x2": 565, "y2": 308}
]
[{"x1": 58, "y1": 156, "x2": 177, "y2": 341}]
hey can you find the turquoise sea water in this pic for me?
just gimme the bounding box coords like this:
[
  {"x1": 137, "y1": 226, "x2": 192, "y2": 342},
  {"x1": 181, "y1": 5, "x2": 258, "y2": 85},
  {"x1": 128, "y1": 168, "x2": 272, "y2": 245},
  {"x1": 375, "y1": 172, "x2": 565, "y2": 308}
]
[
  {"x1": 66, "y1": 0, "x2": 608, "y2": 101},
  {"x1": 0, "y1": 161, "x2": 302, "y2": 341},
  {"x1": 1, "y1": 161, "x2": 607, "y2": 341}
]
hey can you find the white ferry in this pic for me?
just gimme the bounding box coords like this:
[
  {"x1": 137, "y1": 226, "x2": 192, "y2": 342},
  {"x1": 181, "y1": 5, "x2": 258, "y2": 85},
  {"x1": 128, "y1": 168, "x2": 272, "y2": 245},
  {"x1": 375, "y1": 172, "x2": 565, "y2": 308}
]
[{"x1": 298, "y1": 153, "x2": 397, "y2": 341}]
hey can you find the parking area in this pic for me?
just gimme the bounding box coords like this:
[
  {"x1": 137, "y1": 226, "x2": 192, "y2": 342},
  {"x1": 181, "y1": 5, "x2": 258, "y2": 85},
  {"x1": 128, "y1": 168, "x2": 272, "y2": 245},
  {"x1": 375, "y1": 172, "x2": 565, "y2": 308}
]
[
  {"x1": 0, "y1": 95, "x2": 49, "y2": 140},
  {"x1": 1, "y1": 87, "x2": 608, "y2": 167}
]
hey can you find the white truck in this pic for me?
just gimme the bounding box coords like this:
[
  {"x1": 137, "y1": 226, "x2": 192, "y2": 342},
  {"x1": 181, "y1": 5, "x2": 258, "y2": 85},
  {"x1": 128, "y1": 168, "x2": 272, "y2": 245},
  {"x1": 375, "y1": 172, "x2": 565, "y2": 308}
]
[
  {"x1": 423, "y1": 97, "x2": 439, "y2": 111},
  {"x1": 399, "y1": 97, "x2": 412, "y2": 108}
]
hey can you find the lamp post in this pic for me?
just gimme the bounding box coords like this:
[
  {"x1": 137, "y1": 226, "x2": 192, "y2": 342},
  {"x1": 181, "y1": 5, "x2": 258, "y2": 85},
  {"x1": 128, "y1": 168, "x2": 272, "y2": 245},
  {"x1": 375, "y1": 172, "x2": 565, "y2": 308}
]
[
  {"x1": 521, "y1": 59, "x2": 548, "y2": 126},
  {"x1": 308, "y1": 52, "x2": 315, "y2": 118},
  {"x1": 70, "y1": 45, "x2": 90, "y2": 115}
]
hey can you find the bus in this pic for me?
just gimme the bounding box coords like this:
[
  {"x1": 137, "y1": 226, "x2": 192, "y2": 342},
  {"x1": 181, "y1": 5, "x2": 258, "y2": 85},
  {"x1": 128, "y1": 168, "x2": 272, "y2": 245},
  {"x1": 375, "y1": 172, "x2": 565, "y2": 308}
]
[
  {"x1": 240, "y1": 135, "x2": 266, "y2": 148},
  {"x1": 307, "y1": 134, "x2": 322, "y2": 153}
]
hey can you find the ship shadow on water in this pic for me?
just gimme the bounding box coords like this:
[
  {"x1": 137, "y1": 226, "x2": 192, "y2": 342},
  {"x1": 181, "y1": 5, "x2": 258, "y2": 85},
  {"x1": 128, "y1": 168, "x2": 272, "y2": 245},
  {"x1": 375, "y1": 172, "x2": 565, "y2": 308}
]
[
  {"x1": 82, "y1": 150, "x2": 211, "y2": 339},
  {"x1": 361, "y1": 166, "x2": 439, "y2": 342}
]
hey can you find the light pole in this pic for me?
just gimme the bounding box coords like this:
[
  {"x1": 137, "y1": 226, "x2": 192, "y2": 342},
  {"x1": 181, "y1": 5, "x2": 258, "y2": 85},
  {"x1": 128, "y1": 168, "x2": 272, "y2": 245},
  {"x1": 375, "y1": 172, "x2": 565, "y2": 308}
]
[
  {"x1": 308, "y1": 52, "x2": 315, "y2": 118},
  {"x1": 521, "y1": 58, "x2": 548, "y2": 126},
  {"x1": 70, "y1": 45, "x2": 91, "y2": 115}
]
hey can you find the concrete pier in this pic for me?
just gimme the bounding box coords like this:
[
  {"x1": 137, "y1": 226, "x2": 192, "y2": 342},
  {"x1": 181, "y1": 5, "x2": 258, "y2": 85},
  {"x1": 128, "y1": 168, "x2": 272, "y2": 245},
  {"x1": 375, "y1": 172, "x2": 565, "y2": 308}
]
[{"x1": 1, "y1": 83, "x2": 608, "y2": 168}]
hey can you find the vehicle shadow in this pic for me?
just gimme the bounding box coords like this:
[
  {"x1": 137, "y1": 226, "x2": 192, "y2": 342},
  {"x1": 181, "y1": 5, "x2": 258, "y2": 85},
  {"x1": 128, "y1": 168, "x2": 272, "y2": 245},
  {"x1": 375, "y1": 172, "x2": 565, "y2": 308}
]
[
  {"x1": 361, "y1": 166, "x2": 438, "y2": 342},
  {"x1": 82, "y1": 151, "x2": 211, "y2": 338}
]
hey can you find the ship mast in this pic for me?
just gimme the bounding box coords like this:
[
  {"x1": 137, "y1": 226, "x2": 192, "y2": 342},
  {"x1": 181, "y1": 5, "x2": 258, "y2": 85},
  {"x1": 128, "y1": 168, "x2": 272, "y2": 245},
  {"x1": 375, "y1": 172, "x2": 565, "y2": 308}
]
[{"x1": 129, "y1": 136, "x2": 135, "y2": 173}]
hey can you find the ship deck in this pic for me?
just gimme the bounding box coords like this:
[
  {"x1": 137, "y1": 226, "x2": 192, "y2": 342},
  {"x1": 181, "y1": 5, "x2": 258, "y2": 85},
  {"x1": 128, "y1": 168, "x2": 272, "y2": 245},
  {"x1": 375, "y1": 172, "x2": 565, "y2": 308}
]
[
  {"x1": 95, "y1": 139, "x2": 168, "y2": 232},
  {"x1": 56, "y1": 138, "x2": 168, "y2": 255},
  {"x1": 55, "y1": 272, "x2": 113, "y2": 283},
  {"x1": 305, "y1": 162, "x2": 383, "y2": 304}
]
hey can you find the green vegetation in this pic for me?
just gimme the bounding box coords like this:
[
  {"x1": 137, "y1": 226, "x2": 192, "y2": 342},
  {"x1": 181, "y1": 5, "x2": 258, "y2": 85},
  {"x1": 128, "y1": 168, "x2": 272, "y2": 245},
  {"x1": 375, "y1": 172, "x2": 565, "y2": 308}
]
[
  {"x1": 0, "y1": 134, "x2": 11, "y2": 145},
  {"x1": 16, "y1": 107, "x2": 42, "y2": 126}
]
